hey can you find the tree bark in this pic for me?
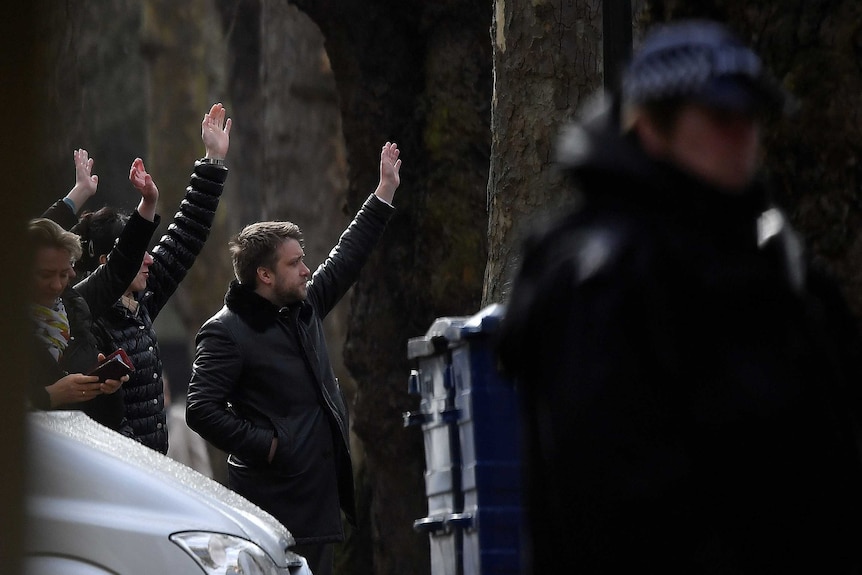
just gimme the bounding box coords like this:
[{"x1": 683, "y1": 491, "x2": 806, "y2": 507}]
[
  {"x1": 483, "y1": 0, "x2": 604, "y2": 305},
  {"x1": 142, "y1": 0, "x2": 233, "y2": 340}
]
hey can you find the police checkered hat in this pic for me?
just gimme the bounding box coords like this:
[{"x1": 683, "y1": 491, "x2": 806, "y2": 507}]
[{"x1": 621, "y1": 20, "x2": 784, "y2": 113}]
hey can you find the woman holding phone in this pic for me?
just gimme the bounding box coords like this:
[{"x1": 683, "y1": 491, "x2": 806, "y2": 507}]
[{"x1": 28, "y1": 150, "x2": 158, "y2": 429}]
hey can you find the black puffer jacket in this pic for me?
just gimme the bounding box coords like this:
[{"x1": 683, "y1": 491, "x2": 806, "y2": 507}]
[
  {"x1": 89, "y1": 160, "x2": 228, "y2": 454},
  {"x1": 497, "y1": 99, "x2": 862, "y2": 574},
  {"x1": 30, "y1": 206, "x2": 158, "y2": 429},
  {"x1": 187, "y1": 194, "x2": 394, "y2": 545}
]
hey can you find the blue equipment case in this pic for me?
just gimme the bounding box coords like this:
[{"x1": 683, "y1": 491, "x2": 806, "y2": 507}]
[{"x1": 405, "y1": 304, "x2": 523, "y2": 575}]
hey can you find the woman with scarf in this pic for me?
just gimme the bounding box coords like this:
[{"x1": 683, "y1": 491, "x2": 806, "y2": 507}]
[{"x1": 28, "y1": 150, "x2": 159, "y2": 429}]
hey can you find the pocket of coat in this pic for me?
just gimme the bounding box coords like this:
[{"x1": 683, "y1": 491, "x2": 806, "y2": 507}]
[{"x1": 269, "y1": 409, "x2": 325, "y2": 475}]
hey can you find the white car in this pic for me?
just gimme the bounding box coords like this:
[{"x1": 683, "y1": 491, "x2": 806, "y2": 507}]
[{"x1": 25, "y1": 410, "x2": 311, "y2": 575}]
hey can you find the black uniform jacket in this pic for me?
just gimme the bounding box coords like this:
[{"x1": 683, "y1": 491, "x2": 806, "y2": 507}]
[{"x1": 497, "y1": 100, "x2": 862, "y2": 574}]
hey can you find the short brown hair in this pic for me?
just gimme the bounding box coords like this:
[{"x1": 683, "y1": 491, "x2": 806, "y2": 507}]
[
  {"x1": 229, "y1": 221, "x2": 304, "y2": 286},
  {"x1": 28, "y1": 218, "x2": 83, "y2": 262}
]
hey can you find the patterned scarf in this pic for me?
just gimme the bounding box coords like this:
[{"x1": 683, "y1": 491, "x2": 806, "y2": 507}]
[{"x1": 31, "y1": 298, "x2": 70, "y2": 362}]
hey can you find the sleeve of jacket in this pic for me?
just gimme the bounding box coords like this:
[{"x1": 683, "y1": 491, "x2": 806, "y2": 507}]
[
  {"x1": 144, "y1": 161, "x2": 228, "y2": 320},
  {"x1": 75, "y1": 210, "x2": 160, "y2": 321},
  {"x1": 306, "y1": 194, "x2": 395, "y2": 318},
  {"x1": 186, "y1": 317, "x2": 274, "y2": 465},
  {"x1": 40, "y1": 199, "x2": 78, "y2": 230}
]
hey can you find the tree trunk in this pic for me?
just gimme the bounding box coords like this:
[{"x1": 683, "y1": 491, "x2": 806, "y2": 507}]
[
  {"x1": 142, "y1": 0, "x2": 233, "y2": 339},
  {"x1": 483, "y1": 0, "x2": 604, "y2": 306}
]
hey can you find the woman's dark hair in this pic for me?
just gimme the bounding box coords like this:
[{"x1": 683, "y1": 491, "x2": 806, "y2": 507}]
[{"x1": 71, "y1": 207, "x2": 129, "y2": 274}]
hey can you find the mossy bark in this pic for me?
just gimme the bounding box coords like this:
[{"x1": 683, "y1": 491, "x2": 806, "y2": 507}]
[{"x1": 484, "y1": 0, "x2": 605, "y2": 306}]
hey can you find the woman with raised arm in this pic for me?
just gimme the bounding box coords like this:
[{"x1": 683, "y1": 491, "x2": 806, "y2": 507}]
[
  {"x1": 71, "y1": 102, "x2": 231, "y2": 453},
  {"x1": 28, "y1": 150, "x2": 159, "y2": 429}
]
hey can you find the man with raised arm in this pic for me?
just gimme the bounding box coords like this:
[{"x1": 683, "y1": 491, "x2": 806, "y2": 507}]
[{"x1": 188, "y1": 142, "x2": 402, "y2": 575}]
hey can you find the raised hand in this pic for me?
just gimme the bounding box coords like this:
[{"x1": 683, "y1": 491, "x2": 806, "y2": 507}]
[
  {"x1": 202, "y1": 102, "x2": 231, "y2": 160},
  {"x1": 374, "y1": 142, "x2": 402, "y2": 204},
  {"x1": 74, "y1": 149, "x2": 98, "y2": 197},
  {"x1": 65, "y1": 148, "x2": 99, "y2": 213},
  {"x1": 129, "y1": 157, "x2": 159, "y2": 222}
]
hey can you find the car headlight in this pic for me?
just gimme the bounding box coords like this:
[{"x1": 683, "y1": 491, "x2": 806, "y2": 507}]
[{"x1": 170, "y1": 532, "x2": 289, "y2": 575}]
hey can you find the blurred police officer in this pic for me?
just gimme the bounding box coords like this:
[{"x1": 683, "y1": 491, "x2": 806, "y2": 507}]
[{"x1": 497, "y1": 19, "x2": 862, "y2": 574}]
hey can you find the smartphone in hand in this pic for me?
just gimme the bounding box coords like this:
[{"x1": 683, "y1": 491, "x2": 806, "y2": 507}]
[{"x1": 88, "y1": 349, "x2": 135, "y2": 382}]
